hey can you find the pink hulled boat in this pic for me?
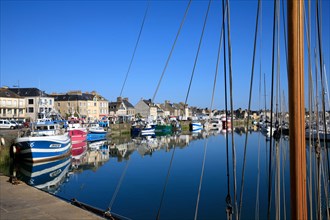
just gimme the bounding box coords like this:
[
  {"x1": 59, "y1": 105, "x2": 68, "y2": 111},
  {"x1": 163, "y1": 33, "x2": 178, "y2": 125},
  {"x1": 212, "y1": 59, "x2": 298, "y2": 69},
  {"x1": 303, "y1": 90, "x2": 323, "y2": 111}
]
[
  {"x1": 71, "y1": 141, "x2": 88, "y2": 158},
  {"x1": 68, "y1": 123, "x2": 87, "y2": 144},
  {"x1": 71, "y1": 141, "x2": 88, "y2": 168}
]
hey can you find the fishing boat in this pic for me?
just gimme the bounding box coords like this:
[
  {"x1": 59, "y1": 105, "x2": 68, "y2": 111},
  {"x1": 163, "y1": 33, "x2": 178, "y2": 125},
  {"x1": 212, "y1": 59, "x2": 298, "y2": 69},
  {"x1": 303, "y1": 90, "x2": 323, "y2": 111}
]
[
  {"x1": 87, "y1": 123, "x2": 107, "y2": 141},
  {"x1": 190, "y1": 121, "x2": 203, "y2": 132},
  {"x1": 221, "y1": 117, "x2": 232, "y2": 131},
  {"x1": 71, "y1": 141, "x2": 88, "y2": 159},
  {"x1": 205, "y1": 118, "x2": 222, "y2": 130},
  {"x1": 88, "y1": 140, "x2": 107, "y2": 150},
  {"x1": 17, "y1": 156, "x2": 71, "y2": 192},
  {"x1": 305, "y1": 126, "x2": 330, "y2": 142},
  {"x1": 67, "y1": 123, "x2": 87, "y2": 144},
  {"x1": 12, "y1": 122, "x2": 71, "y2": 162},
  {"x1": 154, "y1": 124, "x2": 173, "y2": 135},
  {"x1": 71, "y1": 141, "x2": 88, "y2": 168},
  {"x1": 141, "y1": 123, "x2": 155, "y2": 136},
  {"x1": 88, "y1": 123, "x2": 107, "y2": 134}
]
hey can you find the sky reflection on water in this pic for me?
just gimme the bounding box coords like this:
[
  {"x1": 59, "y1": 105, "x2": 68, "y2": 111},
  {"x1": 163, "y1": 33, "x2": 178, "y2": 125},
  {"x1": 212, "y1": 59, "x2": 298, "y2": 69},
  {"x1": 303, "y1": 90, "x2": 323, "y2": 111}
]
[{"x1": 15, "y1": 130, "x2": 299, "y2": 219}]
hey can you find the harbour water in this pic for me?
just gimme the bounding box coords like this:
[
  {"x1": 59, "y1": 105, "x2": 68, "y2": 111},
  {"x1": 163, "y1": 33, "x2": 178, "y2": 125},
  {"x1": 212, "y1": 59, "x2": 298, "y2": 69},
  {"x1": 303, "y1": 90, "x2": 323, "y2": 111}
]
[{"x1": 9, "y1": 129, "x2": 328, "y2": 219}]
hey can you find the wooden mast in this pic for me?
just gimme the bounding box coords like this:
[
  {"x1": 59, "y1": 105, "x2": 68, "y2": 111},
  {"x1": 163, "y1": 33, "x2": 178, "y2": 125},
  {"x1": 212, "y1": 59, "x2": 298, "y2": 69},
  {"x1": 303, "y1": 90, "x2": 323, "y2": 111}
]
[{"x1": 287, "y1": 0, "x2": 307, "y2": 219}]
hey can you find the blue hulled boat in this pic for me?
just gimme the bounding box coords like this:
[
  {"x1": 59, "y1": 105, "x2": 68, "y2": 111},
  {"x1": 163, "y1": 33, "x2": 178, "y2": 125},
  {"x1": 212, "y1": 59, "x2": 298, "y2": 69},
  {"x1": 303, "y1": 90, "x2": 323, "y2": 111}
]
[
  {"x1": 18, "y1": 156, "x2": 71, "y2": 192},
  {"x1": 12, "y1": 122, "x2": 71, "y2": 162},
  {"x1": 190, "y1": 121, "x2": 203, "y2": 132},
  {"x1": 87, "y1": 123, "x2": 107, "y2": 141}
]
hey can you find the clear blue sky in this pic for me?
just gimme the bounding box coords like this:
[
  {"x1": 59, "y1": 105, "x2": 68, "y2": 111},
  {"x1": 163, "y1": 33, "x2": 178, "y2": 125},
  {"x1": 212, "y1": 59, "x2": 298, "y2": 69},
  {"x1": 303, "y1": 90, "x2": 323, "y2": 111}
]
[{"x1": 1, "y1": 0, "x2": 329, "y2": 110}]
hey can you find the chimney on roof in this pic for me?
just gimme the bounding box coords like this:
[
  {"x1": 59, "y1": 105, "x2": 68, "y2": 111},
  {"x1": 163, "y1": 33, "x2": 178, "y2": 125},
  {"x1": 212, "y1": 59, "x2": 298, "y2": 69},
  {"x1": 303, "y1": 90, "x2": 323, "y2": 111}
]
[
  {"x1": 123, "y1": 97, "x2": 128, "y2": 102},
  {"x1": 68, "y1": 90, "x2": 82, "y2": 95},
  {"x1": 117, "y1": 97, "x2": 123, "y2": 102}
]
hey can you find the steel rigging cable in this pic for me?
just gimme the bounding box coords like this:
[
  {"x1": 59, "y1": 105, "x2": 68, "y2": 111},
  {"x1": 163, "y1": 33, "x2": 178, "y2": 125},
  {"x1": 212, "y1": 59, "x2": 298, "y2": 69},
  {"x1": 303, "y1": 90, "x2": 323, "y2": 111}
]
[
  {"x1": 152, "y1": 0, "x2": 192, "y2": 103},
  {"x1": 238, "y1": 0, "x2": 261, "y2": 219},
  {"x1": 119, "y1": 1, "x2": 150, "y2": 97}
]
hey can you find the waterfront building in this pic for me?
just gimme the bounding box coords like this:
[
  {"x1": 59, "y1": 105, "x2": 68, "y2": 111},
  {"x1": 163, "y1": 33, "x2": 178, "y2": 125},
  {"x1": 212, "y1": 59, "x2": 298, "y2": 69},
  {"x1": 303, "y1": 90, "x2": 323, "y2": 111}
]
[
  {"x1": 108, "y1": 97, "x2": 135, "y2": 122},
  {"x1": 9, "y1": 87, "x2": 54, "y2": 121},
  {"x1": 0, "y1": 87, "x2": 26, "y2": 120},
  {"x1": 51, "y1": 90, "x2": 108, "y2": 121},
  {"x1": 135, "y1": 98, "x2": 157, "y2": 120}
]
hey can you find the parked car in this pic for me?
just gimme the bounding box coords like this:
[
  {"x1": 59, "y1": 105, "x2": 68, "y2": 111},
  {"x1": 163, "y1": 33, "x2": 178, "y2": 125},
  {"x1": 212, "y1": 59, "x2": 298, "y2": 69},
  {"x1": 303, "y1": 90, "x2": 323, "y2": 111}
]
[
  {"x1": 10, "y1": 120, "x2": 22, "y2": 129},
  {"x1": 16, "y1": 119, "x2": 25, "y2": 127},
  {"x1": 0, "y1": 119, "x2": 18, "y2": 129}
]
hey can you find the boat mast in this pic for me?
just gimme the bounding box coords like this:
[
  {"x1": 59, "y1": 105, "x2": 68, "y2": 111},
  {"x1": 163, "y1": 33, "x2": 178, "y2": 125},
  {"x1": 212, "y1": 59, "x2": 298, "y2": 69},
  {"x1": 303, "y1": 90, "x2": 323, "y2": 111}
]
[{"x1": 287, "y1": 0, "x2": 307, "y2": 219}]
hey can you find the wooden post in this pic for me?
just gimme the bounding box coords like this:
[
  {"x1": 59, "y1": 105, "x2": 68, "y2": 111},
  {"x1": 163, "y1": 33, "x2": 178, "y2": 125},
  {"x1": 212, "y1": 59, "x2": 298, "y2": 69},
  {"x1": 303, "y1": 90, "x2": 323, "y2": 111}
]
[{"x1": 287, "y1": 1, "x2": 307, "y2": 219}]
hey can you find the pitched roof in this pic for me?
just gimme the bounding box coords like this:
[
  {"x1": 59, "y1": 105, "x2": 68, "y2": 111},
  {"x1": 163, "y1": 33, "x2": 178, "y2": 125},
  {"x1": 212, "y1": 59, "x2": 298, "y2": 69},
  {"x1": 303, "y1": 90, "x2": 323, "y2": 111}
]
[
  {"x1": 51, "y1": 92, "x2": 108, "y2": 102},
  {"x1": 9, "y1": 88, "x2": 50, "y2": 97},
  {"x1": 123, "y1": 99, "x2": 134, "y2": 108},
  {"x1": 143, "y1": 99, "x2": 155, "y2": 107},
  {"x1": 0, "y1": 88, "x2": 21, "y2": 98}
]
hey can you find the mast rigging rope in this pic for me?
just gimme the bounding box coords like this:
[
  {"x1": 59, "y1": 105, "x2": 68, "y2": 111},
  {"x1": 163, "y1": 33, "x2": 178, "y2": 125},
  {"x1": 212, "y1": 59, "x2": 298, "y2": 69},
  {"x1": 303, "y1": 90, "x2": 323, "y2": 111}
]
[
  {"x1": 152, "y1": 0, "x2": 192, "y2": 103},
  {"x1": 184, "y1": 0, "x2": 212, "y2": 106},
  {"x1": 238, "y1": 1, "x2": 261, "y2": 219},
  {"x1": 119, "y1": 1, "x2": 150, "y2": 97}
]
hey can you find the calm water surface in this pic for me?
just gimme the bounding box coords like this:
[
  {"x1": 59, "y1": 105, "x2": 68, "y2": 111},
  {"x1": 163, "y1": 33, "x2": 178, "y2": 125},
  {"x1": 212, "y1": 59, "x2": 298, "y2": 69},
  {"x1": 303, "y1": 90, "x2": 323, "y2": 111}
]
[{"x1": 14, "y1": 129, "x2": 314, "y2": 220}]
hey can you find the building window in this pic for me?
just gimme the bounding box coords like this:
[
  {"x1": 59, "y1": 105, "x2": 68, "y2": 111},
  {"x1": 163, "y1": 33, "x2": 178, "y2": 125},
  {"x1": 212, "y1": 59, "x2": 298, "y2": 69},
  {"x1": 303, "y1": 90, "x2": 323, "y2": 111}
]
[
  {"x1": 7, "y1": 109, "x2": 12, "y2": 114},
  {"x1": 28, "y1": 107, "x2": 34, "y2": 113},
  {"x1": 67, "y1": 102, "x2": 70, "y2": 107},
  {"x1": 1, "y1": 100, "x2": 5, "y2": 106},
  {"x1": 49, "y1": 99, "x2": 52, "y2": 105},
  {"x1": 19, "y1": 109, "x2": 23, "y2": 114},
  {"x1": 58, "y1": 103, "x2": 60, "y2": 107},
  {"x1": 19, "y1": 100, "x2": 23, "y2": 107},
  {"x1": 28, "y1": 99, "x2": 34, "y2": 105},
  {"x1": 94, "y1": 102, "x2": 97, "y2": 107},
  {"x1": 7, "y1": 100, "x2": 12, "y2": 106},
  {"x1": 13, "y1": 100, "x2": 17, "y2": 106},
  {"x1": 79, "y1": 102, "x2": 82, "y2": 107}
]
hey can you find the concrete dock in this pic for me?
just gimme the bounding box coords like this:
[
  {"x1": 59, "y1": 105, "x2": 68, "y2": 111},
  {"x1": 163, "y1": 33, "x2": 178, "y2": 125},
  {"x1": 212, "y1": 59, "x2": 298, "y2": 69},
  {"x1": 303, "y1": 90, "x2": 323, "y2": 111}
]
[{"x1": 0, "y1": 175, "x2": 103, "y2": 220}]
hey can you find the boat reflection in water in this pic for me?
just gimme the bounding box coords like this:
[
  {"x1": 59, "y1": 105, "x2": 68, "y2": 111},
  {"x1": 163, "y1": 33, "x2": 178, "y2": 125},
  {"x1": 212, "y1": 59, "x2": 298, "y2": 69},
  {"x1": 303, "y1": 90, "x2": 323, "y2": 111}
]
[
  {"x1": 17, "y1": 156, "x2": 71, "y2": 193},
  {"x1": 72, "y1": 141, "x2": 88, "y2": 169}
]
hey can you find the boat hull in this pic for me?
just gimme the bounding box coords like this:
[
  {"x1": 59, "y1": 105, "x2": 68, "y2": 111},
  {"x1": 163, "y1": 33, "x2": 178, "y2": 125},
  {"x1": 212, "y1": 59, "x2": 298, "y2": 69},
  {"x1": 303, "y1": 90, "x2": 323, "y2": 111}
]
[
  {"x1": 141, "y1": 128, "x2": 155, "y2": 136},
  {"x1": 69, "y1": 129, "x2": 87, "y2": 144},
  {"x1": 190, "y1": 122, "x2": 203, "y2": 131},
  {"x1": 155, "y1": 125, "x2": 173, "y2": 135},
  {"x1": 87, "y1": 133, "x2": 106, "y2": 142},
  {"x1": 13, "y1": 134, "x2": 72, "y2": 162}
]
